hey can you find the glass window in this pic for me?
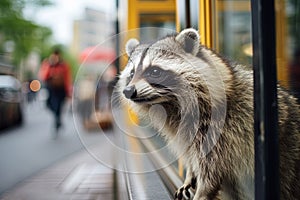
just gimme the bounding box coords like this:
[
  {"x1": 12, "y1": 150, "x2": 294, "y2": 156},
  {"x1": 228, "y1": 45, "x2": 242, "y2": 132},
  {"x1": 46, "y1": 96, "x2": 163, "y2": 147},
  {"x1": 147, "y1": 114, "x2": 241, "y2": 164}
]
[
  {"x1": 212, "y1": 0, "x2": 252, "y2": 65},
  {"x1": 139, "y1": 13, "x2": 176, "y2": 42},
  {"x1": 277, "y1": 0, "x2": 300, "y2": 102}
]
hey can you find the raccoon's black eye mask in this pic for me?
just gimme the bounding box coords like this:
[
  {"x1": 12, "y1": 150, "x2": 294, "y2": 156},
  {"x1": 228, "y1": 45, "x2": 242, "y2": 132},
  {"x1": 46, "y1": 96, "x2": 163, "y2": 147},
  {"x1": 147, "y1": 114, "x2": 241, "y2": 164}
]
[
  {"x1": 143, "y1": 66, "x2": 163, "y2": 78},
  {"x1": 127, "y1": 66, "x2": 165, "y2": 85},
  {"x1": 143, "y1": 66, "x2": 178, "y2": 89}
]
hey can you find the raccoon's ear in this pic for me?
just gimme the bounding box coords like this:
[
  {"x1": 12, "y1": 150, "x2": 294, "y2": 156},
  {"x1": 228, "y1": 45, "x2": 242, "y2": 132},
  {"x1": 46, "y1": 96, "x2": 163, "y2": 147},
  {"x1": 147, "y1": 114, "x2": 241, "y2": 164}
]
[
  {"x1": 125, "y1": 38, "x2": 140, "y2": 56},
  {"x1": 175, "y1": 28, "x2": 200, "y2": 55}
]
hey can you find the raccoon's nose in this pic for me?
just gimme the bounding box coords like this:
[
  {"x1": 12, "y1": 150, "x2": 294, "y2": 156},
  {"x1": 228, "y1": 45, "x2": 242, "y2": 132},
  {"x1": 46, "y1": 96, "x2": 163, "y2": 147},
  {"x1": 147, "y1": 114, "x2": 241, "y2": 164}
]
[{"x1": 123, "y1": 85, "x2": 137, "y2": 99}]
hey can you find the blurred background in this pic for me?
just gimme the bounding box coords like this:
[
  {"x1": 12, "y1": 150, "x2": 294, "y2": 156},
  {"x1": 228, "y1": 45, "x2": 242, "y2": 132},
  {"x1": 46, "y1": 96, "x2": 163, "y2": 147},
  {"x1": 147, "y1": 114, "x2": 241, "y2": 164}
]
[
  {"x1": 0, "y1": 1, "x2": 119, "y2": 199},
  {"x1": 0, "y1": 0, "x2": 299, "y2": 200}
]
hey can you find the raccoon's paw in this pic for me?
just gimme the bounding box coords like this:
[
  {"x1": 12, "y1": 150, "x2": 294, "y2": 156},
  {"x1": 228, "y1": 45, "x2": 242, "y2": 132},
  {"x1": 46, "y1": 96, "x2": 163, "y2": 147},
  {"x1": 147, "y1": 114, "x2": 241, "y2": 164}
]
[{"x1": 174, "y1": 183, "x2": 195, "y2": 200}]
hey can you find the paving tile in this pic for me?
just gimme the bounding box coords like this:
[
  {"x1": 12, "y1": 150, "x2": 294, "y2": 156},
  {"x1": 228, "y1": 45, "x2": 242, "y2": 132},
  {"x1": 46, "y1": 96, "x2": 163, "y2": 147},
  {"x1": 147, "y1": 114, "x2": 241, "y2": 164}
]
[{"x1": 0, "y1": 143, "x2": 116, "y2": 200}]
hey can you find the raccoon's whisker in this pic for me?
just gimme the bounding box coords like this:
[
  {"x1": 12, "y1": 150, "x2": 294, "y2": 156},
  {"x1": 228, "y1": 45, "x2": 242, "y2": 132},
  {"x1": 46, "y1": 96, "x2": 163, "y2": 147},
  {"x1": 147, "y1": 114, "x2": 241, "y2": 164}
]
[
  {"x1": 111, "y1": 94, "x2": 122, "y2": 104},
  {"x1": 136, "y1": 83, "x2": 156, "y2": 95}
]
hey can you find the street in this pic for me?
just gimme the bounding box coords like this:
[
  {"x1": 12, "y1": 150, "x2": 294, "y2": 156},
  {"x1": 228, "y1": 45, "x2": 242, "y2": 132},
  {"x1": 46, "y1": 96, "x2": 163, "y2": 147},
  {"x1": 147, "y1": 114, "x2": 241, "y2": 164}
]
[{"x1": 0, "y1": 99, "x2": 109, "y2": 194}]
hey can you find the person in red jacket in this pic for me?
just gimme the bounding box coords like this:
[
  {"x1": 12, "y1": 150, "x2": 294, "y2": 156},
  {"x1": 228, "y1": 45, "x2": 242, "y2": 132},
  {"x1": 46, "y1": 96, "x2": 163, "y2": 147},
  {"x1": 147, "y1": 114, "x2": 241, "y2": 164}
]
[{"x1": 39, "y1": 48, "x2": 72, "y2": 133}]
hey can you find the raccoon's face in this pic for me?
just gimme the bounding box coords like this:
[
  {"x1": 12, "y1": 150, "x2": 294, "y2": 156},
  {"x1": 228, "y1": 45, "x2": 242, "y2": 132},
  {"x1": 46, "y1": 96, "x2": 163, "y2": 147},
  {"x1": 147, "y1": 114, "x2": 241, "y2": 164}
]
[{"x1": 119, "y1": 29, "x2": 201, "y2": 105}]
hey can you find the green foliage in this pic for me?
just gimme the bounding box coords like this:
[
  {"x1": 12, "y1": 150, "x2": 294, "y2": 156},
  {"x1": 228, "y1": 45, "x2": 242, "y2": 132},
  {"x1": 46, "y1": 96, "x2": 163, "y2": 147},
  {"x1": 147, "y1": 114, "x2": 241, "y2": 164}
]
[
  {"x1": 0, "y1": 0, "x2": 53, "y2": 67},
  {"x1": 65, "y1": 52, "x2": 80, "y2": 81}
]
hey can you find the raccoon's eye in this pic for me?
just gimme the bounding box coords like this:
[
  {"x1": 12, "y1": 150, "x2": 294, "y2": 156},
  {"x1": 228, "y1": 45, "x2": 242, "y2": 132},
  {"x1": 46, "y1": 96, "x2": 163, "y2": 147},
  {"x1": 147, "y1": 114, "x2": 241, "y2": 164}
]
[{"x1": 147, "y1": 67, "x2": 162, "y2": 78}]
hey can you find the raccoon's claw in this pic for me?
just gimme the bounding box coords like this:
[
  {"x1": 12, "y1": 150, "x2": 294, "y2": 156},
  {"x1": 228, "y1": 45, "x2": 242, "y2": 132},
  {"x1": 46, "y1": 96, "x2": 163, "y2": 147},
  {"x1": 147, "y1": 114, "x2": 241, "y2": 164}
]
[{"x1": 174, "y1": 184, "x2": 194, "y2": 200}]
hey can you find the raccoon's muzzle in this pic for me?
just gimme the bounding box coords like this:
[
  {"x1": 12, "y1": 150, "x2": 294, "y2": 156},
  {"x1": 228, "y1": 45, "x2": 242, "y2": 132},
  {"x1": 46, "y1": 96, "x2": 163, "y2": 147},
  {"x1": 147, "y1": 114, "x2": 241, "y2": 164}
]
[
  {"x1": 123, "y1": 85, "x2": 161, "y2": 103},
  {"x1": 123, "y1": 85, "x2": 137, "y2": 99}
]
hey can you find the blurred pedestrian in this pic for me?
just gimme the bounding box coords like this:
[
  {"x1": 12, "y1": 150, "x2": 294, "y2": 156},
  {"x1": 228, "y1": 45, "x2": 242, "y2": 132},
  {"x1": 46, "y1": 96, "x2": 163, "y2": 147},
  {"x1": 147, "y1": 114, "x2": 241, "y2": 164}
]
[{"x1": 38, "y1": 48, "x2": 72, "y2": 133}]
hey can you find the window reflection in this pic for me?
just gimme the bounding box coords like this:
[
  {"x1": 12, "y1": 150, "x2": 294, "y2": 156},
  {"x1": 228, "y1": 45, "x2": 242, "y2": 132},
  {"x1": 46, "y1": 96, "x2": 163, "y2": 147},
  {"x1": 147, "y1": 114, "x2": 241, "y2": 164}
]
[
  {"x1": 139, "y1": 13, "x2": 176, "y2": 42},
  {"x1": 289, "y1": 48, "x2": 300, "y2": 104},
  {"x1": 285, "y1": 0, "x2": 300, "y2": 103},
  {"x1": 212, "y1": 0, "x2": 252, "y2": 65}
]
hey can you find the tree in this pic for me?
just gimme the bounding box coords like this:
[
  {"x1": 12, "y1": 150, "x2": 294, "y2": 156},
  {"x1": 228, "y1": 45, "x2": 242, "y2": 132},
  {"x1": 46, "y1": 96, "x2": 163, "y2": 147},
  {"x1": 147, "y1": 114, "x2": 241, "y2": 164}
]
[{"x1": 0, "y1": 0, "x2": 53, "y2": 73}]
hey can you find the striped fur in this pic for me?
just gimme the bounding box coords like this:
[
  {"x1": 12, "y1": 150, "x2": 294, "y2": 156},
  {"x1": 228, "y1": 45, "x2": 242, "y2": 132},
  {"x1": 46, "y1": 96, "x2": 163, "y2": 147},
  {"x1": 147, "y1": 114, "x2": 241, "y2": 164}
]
[{"x1": 118, "y1": 28, "x2": 300, "y2": 200}]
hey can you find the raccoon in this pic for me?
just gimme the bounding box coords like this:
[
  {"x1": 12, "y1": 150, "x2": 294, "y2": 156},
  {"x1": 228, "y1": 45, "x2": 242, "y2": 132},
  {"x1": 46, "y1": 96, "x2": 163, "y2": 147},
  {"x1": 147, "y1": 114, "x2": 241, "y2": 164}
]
[{"x1": 117, "y1": 28, "x2": 300, "y2": 200}]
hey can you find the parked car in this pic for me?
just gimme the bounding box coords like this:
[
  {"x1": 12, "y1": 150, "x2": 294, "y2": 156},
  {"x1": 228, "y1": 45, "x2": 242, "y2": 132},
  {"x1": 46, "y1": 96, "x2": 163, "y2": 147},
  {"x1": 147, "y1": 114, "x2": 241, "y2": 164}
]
[{"x1": 0, "y1": 75, "x2": 23, "y2": 130}]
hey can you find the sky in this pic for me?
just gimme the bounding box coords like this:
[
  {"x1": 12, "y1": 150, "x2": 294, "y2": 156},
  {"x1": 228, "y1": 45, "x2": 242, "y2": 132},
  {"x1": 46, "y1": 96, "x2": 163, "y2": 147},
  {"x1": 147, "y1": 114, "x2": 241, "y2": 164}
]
[{"x1": 24, "y1": 0, "x2": 114, "y2": 45}]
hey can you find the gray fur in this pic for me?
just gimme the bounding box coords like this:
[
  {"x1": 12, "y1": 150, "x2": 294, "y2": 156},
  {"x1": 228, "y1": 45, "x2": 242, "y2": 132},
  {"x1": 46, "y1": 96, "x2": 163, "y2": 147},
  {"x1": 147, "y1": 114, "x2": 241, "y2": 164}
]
[
  {"x1": 118, "y1": 28, "x2": 300, "y2": 200},
  {"x1": 125, "y1": 38, "x2": 139, "y2": 56}
]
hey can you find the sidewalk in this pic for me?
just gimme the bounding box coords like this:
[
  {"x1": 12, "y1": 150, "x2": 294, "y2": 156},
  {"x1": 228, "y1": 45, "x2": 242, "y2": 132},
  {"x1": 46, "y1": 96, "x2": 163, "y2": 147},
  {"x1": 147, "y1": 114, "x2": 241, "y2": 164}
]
[{"x1": 0, "y1": 141, "x2": 116, "y2": 200}]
